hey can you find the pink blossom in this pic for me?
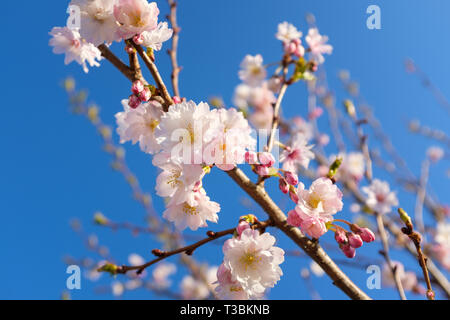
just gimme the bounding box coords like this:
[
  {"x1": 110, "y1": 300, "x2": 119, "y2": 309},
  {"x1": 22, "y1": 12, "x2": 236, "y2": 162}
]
[
  {"x1": 305, "y1": 27, "x2": 333, "y2": 64},
  {"x1": 362, "y1": 179, "x2": 398, "y2": 214},
  {"x1": 258, "y1": 152, "x2": 275, "y2": 167},
  {"x1": 127, "y1": 94, "x2": 141, "y2": 108},
  {"x1": 131, "y1": 80, "x2": 144, "y2": 95},
  {"x1": 287, "y1": 208, "x2": 328, "y2": 238},
  {"x1": 280, "y1": 133, "x2": 315, "y2": 173},
  {"x1": 114, "y1": 0, "x2": 160, "y2": 40},
  {"x1": 245, "y1": 151, "x2": 258, "y2": 164},
  {"x1": 236, "y1": 221, "x2": 251, "y2": 237}
]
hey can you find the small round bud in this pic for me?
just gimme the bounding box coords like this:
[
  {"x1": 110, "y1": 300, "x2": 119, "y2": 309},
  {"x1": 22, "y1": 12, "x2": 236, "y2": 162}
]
[
  {"x1": 255, "y1": 165, "x2": 270, "y2": 176},
  {"x1": 138, "y1": 87, "x2": 151, "y2": 102},
  {"x1": 131, "y1": 80, "x2": 144, "y2": 95},
  {"x1": 284, "y1": 171, "x2": 299, "y2": 186},
  {"x1": 128, "y1": 94, "x2": 141, "y2": 109},
  {"x1": 258, "y1": 152, "x2": 275, "y2": 167},
  {"x1": 133, "y1": 33, "x2": 144, "y2": 45},
  {"x1": 245, "y1": 151, "x2": 258, "y2": 164},
  {"x1": 279, "y1": 178, "x2": 289, "y2": 194}
]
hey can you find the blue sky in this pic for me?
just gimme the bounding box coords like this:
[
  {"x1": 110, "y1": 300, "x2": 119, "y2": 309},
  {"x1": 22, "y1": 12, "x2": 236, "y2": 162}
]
[{"x1": 1, "y1": 0, "x2": 449, "y2": 299}]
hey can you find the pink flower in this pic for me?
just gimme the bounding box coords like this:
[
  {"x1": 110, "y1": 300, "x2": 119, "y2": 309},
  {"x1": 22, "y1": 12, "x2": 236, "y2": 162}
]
[
  {"x1": 137, "y1": 86, "x2": 151, "y2": 101},
  {"x1": 362, "y1": 179, "x2": 398, "y2": 214},
  {"x1": 287, "y1": 208, "x2": 328, "y2": 238},
  {"x1": 236, "y1": 221, "x2": 251, "y2": 237},
  {"x1": 297, "y1": 177, "x2": 343, "y2": 217},
  {"x1": 114, "y1": 0, "x2": 160, "y2": 40},
  {"x1": 280, "y1": 133, "x2": 315, "y2": 173},
  {"x1": 238, "y1": 54, "x2": 267, "y2": 87},
  {"x1": 255, "y1": 165, "x2": 270, "y2": 176},
  {"x1": 427, "y1": 146, "x2": 444, "y2": 163},
  {"x1": 305, "y1": 27, "x2": 333, "y2": 64},
  {"x1": 215, "y1": 264, "x2": 249, "y2": 300}
]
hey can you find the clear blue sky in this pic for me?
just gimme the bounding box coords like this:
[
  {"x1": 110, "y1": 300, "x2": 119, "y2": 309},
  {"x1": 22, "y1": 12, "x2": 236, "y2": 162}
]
[{"x1": 1, "y1": 0, "x2": 449, "y2": 299}]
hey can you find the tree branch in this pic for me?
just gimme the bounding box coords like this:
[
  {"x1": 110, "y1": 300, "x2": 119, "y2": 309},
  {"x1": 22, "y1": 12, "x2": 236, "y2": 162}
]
[
  {"x1": 226, "y1": 167, "x2": 371, "y2": 300},
  {"x1": 167, "y1": 0, "x2": 181, "y2": 97}
]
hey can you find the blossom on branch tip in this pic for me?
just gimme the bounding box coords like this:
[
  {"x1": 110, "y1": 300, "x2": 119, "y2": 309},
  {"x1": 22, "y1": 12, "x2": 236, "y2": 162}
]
[
  {"x1": 362, "y1": 179, "x2": 398, "y2": 214},
  {"x1": 49, "y1": 27, "x2": 102, "y2": 73},
  {"x1": 280, "y1": 133, "x2": 315, "y2": 173},
  {"x1": 305, "y1": 28, "x2": 333, "y2": 64}
]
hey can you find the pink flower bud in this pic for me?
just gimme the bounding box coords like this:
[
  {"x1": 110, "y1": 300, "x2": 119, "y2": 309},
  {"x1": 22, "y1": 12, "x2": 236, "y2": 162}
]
[
  {"x1": 340, "y1": 243, "x2": 356, "y2": 258},
  {"x1": 131, "y1": 80, "x2": 144, "y2": 95},
  {"x1": 236, "y1": 221, "x2": 251, "y2": 236},
  {"x1": 128, "y1": 94, "x2": 141, "y2": 109},
  {"x1": 308, "y1": 107, "x2": 323, "y2": 120},
  {"x1": 289, "y1": 188, "x2": 299, "y2": 204},
  {"x1": 318, "y1": 134, "x2": 330, "y2": 146},
  {"x1": 334, "y1": 228, "x2": 348, "y2": 244},
  {"x1": 348, "y1": 233, "x2": 363, "y2": 248},
  {"x1": 258, "y1": 152, "x2": 275, "y2": 167},
  {"x1": 279, "y1": 178, "x2": 289, "y2": 194},
  {"x1": 133, "y1": 33, "x2": 144, "y2": 45},
  {"x1": 284, "y1": 171, "x2": 298, "y2": 186},
  {"x1": 125, "y1": 45, "x2": 135, "y2": 54},
  {"x1": 138, "y1": 87, "x2": 151, "y2": 102},
  {"x1": 245, "y1": 151, "x2": 258, "y2": 164},
  {"x1": 359, "y1": 227, "x2": 376, "y2": 243},
  {"x1": 172, "y1": 96, "x2": 182, "y2": 104},
  {"x1": 255, "y1": 165, "x2": 270, "y2": 176}
]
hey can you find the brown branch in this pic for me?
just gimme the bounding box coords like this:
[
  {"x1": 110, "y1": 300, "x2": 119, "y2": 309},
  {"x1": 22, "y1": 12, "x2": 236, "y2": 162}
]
[
  {"x1": 167, "y1": 0, "x2": 181, "y2": 97},
  {"x1": 375, "y1": 212, "x2": 407, "y2": 300},
  {"x1": 114, "y1": 220, "x2": 273, "y2": 275},
  {"x1": 98, "y1": 44, "x2": 135, "y2": 82},
  {"x1": 226, "y1": 167, "x2": 371, "y2": 300},
  {"x1": 130, "y1": 42, "x2": 174, "y2": 111},
  {"x1": 397, "y1": 208, "x2": 435, "y2": 300},
  {"x1": 266, "y1": 83, "x2": 288, "y2": 153}
]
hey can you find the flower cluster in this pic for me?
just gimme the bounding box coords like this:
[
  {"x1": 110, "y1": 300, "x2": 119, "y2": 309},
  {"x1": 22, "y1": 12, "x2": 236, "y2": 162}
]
[
  {"x1": 333, "y1": 222, "x2": 375, "y2": 258},
  {"x1": 49, "y1": 0, "x2": 173, "y2": 73},
  {"x1": 117, "y1": 99, "x2": 255, "y2": 230},
  {"x1": 215, "y1": 216, "x2": 285, "y2": 299},
  {"x1": 287, "y1": 177, "x2": 343, "y2": 239}
]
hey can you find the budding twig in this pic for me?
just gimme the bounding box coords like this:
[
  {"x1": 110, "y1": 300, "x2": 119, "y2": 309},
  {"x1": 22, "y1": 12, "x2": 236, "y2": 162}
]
[
  {"x1": 397, "y1": 208, "x2": 435, "y2": 300},
  {"x1": 109, "y1": 219, "x2": 273, "y2": 275},
  {"x1": 167, "y1": 0, "x2": 182, "y2": 97}
]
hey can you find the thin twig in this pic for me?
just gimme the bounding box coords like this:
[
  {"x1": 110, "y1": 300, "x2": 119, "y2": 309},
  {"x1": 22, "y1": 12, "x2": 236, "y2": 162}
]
[
  {"x1": 115, "y1": 220, "x2": 273, "y2": 275},
  {"x1": 130, "y1": 42, "x2": 174, "y2": 110},
  {"x1": 167, "y1": 0, "x2": 181, "y2": 97},
  {"x1": 398, "y1": 208, "x2": 435, "y2": 300}
]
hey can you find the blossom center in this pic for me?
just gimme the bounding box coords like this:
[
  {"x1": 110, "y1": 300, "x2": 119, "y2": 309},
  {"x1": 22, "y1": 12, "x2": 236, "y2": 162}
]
[
  {"x1": 182, "y1": 203, "x2": 198, "y2": 216},
  {"x1": 147, "y1": 119, "x2": 159, "y2": 132},
  {"x1": 240, "y1": 251, "x2": 261, "y2": 270},
  {"x1": 167, "y1": 170, "x2": 181, "y2": 188}
]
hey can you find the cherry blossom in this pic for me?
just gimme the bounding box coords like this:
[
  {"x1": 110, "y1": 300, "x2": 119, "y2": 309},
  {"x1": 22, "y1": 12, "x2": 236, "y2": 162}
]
[
  {"x1": 140, "y1": 21, "x2": 173, "y2": 50},
  {"x1": 115, "y1": 99, "x2": 164, "y2": 154},
  {"x1": 280, "y1": 133, "x2": 315, "y2": 173},
  {"x1": 180, "y1": 265, "x2": 218, "y2": 299},
  {"x1": 222, "y1": 229, "x2": 284, "y2": 297},
  {"x1": 305, "y1": 27, "x2": 333, "y2": 64},
  {"x1": 155, "y1": 160, "x2": 204, "y2": 207},
  {"x1": 427, "y1": 146, "x2": 444, "y2": 163},
  {"x1": 238, "y1": 54, "x2": 267, "y2": 87},
  {"x1": 288, "y1": 177, "x2": 343, "y2": 238},
  {"x1": 162, "y1": 189, "x2": 220, "y2": 231},
  {"x1": 362, "y1": 179, "x2": 398, "y2": 214},
  {"x1": 49, "y1": 27, "x2": 102, "y2": 73},
  {"x1": 155, "y1": 100, "x2": 220, "y2": 164},
  {"x1": 215, "y1": 263, "x2": 251, "y2": 300},
  {"x1": 70, "y1": 0, "x2": 119, "y2": 45},
  {"x1": 114, "y1": 0, "x2": 160, "y2": 40}
]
